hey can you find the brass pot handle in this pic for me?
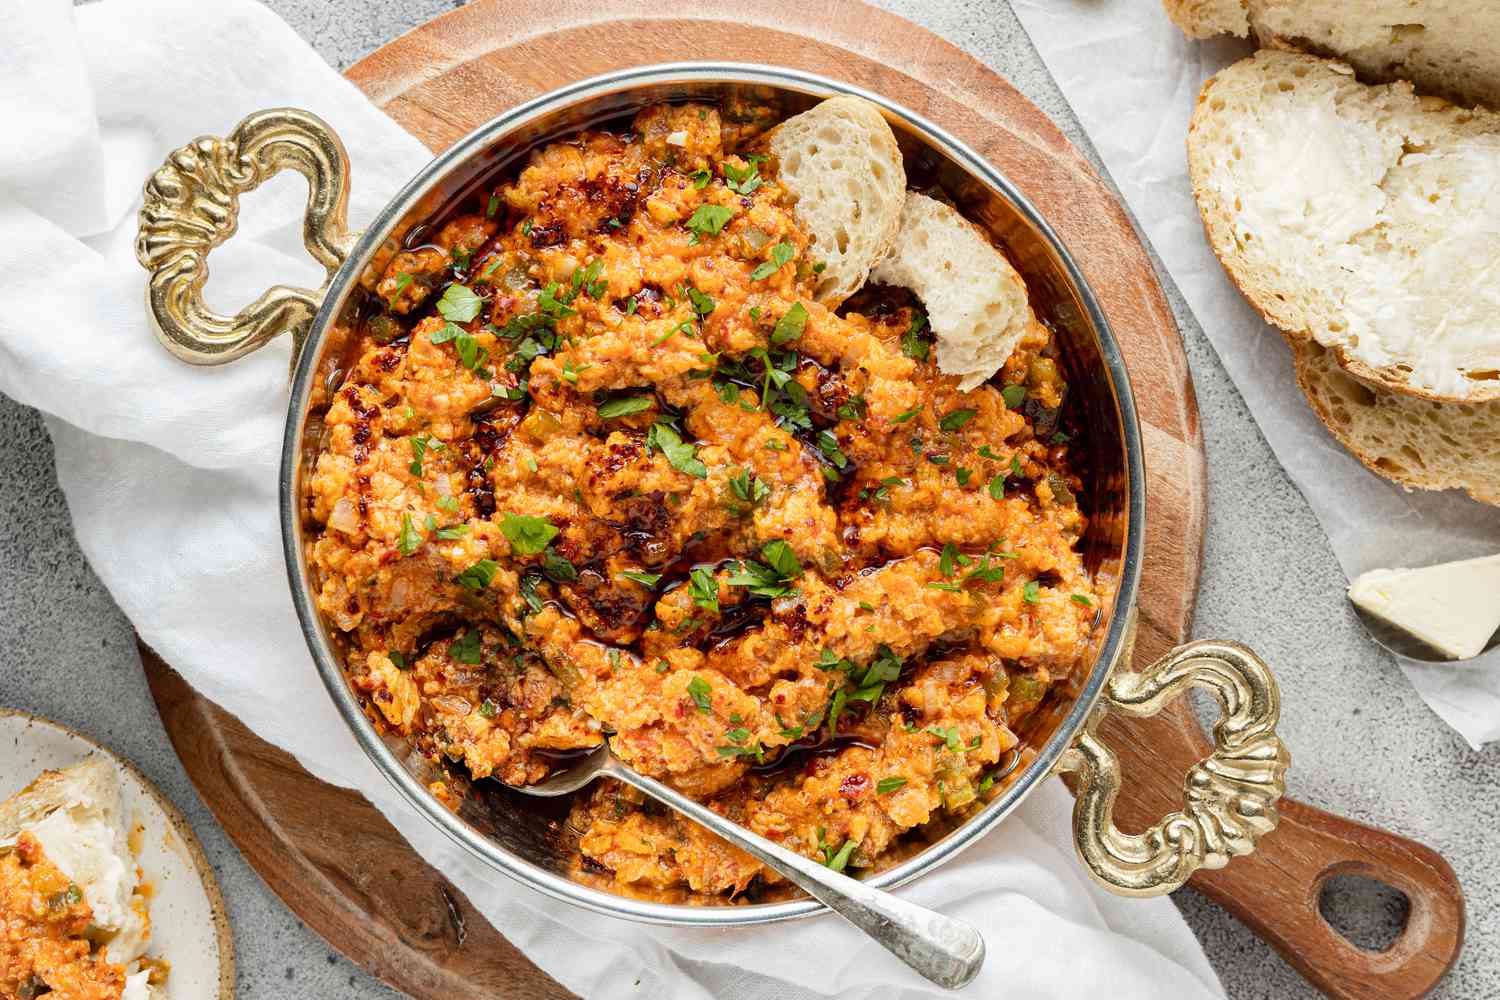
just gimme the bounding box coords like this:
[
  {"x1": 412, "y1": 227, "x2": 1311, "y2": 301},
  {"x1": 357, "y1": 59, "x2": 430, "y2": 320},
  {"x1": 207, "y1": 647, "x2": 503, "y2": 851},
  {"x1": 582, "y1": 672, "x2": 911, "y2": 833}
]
[
  {"x1": 1057, "y1": 640, "x2": 1290, "y2": 896},
  {"x1": 134, "y1": 108, "x2": 354, "y2": 366}
]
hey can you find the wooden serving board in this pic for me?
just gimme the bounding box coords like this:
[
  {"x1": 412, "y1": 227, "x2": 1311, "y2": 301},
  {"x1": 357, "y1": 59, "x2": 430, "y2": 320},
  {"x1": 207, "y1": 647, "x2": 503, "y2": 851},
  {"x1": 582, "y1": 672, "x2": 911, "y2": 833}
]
[{"x1": 143, "y1": 3, "x2": 1463, "y2": 998}]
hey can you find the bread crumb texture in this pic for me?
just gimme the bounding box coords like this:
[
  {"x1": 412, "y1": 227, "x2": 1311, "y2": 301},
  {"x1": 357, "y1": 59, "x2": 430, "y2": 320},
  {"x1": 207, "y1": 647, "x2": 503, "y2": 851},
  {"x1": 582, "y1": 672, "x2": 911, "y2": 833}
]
[{"x1": 1190, "y1": 49, "x2": 1500, "y2": 401}]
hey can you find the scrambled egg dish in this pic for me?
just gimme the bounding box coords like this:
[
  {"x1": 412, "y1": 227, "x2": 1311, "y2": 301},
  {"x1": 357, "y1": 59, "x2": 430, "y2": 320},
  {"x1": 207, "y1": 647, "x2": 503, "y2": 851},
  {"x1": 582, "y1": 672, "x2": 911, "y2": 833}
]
[{"x1": 306, "y1": 101, "x2": 1101, "y2": 902}]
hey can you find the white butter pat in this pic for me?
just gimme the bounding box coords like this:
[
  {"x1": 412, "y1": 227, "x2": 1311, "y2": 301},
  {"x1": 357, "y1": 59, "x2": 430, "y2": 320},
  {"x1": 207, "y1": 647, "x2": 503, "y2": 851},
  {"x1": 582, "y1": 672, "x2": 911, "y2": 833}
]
[{"x1": 1348, "y1": 554, "x2": 1500, "y2": 660}]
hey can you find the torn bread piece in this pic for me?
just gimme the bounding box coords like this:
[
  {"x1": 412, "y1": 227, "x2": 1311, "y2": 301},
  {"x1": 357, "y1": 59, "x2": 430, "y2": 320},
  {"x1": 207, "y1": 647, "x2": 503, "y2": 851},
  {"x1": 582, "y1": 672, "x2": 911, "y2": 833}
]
[
  {"x1": 1162, "y1": 0, "x2": 1500, "y2": 109},
  {"x1": 1292, "y1": 338, "x2": 1500, "y2": 505},
  {"x1": 0, "y1": 758, "x2": 163, "y2": 999},
  {"x1": 1189, "y1": 49, "x2": 1500, "y2": 402},
  {"x1": 870, "y1": 192, "x2": 1034, "y2": 391},
  {"x1": 1348, "y1": 554, "x2": 1500, "y2": 660},
  {"x1": 767, "y1": 95, "x2": 906, "y2": 306}
]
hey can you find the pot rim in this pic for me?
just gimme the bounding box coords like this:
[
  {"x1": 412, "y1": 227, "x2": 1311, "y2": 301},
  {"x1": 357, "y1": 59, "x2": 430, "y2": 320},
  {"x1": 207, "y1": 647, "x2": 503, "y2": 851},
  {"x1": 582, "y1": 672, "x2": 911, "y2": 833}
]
[{"x1": 278, "y1": 61, "x2": 1147, "y2": 926}]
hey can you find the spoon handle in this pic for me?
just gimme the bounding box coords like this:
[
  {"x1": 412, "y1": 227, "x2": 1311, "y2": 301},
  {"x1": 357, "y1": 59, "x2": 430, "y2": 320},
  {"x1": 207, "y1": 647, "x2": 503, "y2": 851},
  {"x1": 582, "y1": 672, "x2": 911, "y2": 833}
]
[{"x1": 604, "y1": 762, "x2": 984, "y2": 990}]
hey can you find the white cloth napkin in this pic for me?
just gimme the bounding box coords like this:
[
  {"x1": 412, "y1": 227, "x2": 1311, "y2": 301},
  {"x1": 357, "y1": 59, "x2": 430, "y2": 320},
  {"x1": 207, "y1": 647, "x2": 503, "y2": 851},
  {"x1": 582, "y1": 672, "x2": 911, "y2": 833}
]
[
  {"x1": 1012, "y1": 0, "x2": 1500, "y2": 748},
  {"x1": 0, "y1": 1, "x2": 1225, "y2": 996}
]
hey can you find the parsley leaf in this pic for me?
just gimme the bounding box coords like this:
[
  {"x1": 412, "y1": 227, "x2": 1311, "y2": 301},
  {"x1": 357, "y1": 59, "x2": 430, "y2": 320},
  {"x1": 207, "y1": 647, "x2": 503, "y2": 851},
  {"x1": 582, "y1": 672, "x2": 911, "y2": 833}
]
[
  {"x1": 1071, "y1": 593, "x2": 1093, "y2": 606},
  {"x1": 687, "y1": 675, "x2": 713, "y2": 713},
  {"x1": 892, "y1": 405, "x2": 923, "y2": 424},
  {"x1": 647, "y1": 423, "x2": 707, "y2": 479},
  {"x1": 687, "y1": 286, "x2": 716, "y2": 318},
  {"x1": 901, "y1": 311, "x2": 929, "y2": 361},
  {"x1": 939, "y1": 408, "x2": 977, "y2": 432},
  {"x1": 397, "y1": 514, "x2": 423, "y2": 556},
  {"x1": 689, "y1": 566, "x2": 720, "y2": 613},
  {"x1": 770, "y1": 302, "x2": 808, "y2": 345},
  {"x1": 685, "y1": 203, "x2": 735, "y2": 238},
  {"x1": 1023, "y1": 580, "x2": 1041, "y2": 604},
  {"x1": 541, "y1": 547, "x2": 577, "y2": 582},
  {"x1": 689, "y1": 169, "x2": 712, "y2": 189},
  {"x1": 750, "y1": 241, "x2": 795, "y2": 280},
  {"x1": 988, "y1": 472, "x2": 1008, "y2": 500},
  {"x1": 876, "y1": 777, "x2": 907, "y2": 795},
  {"x1": 1002, "y1": 384, "x2": 1027, "y2": 409},
  {"x1": 597, "y1": 395, "x2": 653, "y2": 419},
  {"x1": 621, "y1": 570, "x2": 662, "y2": 587},
  {"x1": 456, "y1": 559, "x2": 498, "y2": 591},
  {"x1": 500, "y1": 513, "x2": 558, "y2": 555},
  {"x1": 760, "y1": 540, "x2": 802, "y2": 581},
  {"x1": 722, "y1": 159, "x2": 763, "y2": 195},
  {"x1": 436, "y1": 284, "x2": 483, "y2": 323},
  {"x1": 450, "y1": 628, "x2": 482, "y2": 664}
]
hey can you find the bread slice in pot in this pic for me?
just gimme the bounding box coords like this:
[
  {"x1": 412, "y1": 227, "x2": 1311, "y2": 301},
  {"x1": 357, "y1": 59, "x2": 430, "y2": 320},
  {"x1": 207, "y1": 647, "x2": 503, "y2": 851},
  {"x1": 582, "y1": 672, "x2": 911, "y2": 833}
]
[
  {"x1": 0, "y1": 758, "x2": 163, "y2": 999},
  {"x1": 1188, "y1": 49, "x2": 1500, "y2": 403},
  {"x1": 869, "y1": 192, "x2": 1034, "y2": 391},
  {"x1": 1292, "y1": 338, "x2": 1500, "y2": 505},
  {"x1": 767, "y1": 95, "x2": 906, "y2": 306},
  {"x1": 1162, "y1": 0, "x2": 1500, "y2": 109}
]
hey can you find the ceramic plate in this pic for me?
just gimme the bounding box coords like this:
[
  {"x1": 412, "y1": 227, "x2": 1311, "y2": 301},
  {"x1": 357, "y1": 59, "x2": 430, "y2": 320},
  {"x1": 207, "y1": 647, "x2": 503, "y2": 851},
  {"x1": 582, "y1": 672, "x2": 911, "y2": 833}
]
[{"x1": 0, "y1": 708, "x2": 234, "y2": 998}]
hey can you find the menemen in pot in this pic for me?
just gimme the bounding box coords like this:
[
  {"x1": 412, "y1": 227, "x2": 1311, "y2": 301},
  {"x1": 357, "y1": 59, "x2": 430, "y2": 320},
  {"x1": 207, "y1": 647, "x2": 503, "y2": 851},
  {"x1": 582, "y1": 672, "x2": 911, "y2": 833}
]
[{"x1": 134, "y1": 65, "x2": 1289, "y2": 924}]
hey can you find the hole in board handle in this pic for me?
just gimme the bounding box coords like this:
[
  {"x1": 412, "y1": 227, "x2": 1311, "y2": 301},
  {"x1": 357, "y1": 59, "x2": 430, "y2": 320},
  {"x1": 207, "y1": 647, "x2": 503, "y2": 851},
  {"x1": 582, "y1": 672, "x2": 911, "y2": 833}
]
[{"x1": 1318, "y1": 872, "x2": 1411, "y2": 953}]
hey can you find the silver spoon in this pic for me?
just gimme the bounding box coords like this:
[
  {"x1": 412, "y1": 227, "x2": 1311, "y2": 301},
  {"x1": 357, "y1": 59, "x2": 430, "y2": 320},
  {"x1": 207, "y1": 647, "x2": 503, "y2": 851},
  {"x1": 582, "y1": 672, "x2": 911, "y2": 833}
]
[
  {"x1": 1349, "y1": 602, "x2": 1500, "y2": 663},
  {"x1": 517, "y1": 743, "x2": 985, "y2": 990}
]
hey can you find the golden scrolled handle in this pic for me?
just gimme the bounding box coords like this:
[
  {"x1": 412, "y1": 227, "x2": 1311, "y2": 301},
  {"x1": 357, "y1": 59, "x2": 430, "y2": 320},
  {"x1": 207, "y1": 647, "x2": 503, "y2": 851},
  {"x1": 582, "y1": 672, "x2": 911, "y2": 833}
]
[
  {"x1": 134, "y1": 108, "x2": 354, "y2": 366},
  {"x1": 1057, "y1": 640, "x2": 1290, "y2": 896}
]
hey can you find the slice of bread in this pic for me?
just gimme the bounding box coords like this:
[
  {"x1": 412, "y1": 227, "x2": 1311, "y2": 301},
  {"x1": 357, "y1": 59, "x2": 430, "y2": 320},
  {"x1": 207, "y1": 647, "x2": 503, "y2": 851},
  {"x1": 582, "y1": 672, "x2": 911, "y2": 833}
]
[
  {"x1": 1189, "y1": 50, "x2": 1500, "y2": 403},
  {"x1": 1163, "y1": 0, "x2": 1500, "y2": 109},
  {"x1": 767, "y1": 95, "x2": 906, "y2": 306},
  {"x1": 869, "y1": 192, "x2": 1032, "y2": 391},
  {"x1": 1, "y1": 758, "x2": 161, "y2": 996},
  {"x1": 1293, "y1": 338, "x2": 1500, "y2": 504}
]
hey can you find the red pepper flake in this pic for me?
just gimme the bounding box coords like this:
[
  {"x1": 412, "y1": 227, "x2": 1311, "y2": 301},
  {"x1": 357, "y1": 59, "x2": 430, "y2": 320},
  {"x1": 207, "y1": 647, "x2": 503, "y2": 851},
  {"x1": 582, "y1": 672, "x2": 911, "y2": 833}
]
[{"x1": 839, "y1": 773, "x2": 870, "y2": 800}]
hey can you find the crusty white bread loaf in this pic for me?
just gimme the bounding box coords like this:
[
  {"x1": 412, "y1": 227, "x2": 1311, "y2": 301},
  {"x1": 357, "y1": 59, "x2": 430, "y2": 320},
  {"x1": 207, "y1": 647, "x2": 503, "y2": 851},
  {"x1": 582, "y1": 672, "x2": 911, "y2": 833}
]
[
  {"x1": 1163, "y1": 0, "x2": 1500, "y2": 109},
  {"x1": 768, "y1": 96, "x2": 906, "y2": 306},
  {"x1": 1, "y1": 758, "x2": 162, "y2": 997},
  {"x1": 1188, "y1": 49, "x2": 1500, "y2": 403},
  {"x1": 869, "y1": 192, "x2": 1032, "y2": 391},
  {"x1": 1292, "y1": 339, "x2": 1500, "y2": 505}
]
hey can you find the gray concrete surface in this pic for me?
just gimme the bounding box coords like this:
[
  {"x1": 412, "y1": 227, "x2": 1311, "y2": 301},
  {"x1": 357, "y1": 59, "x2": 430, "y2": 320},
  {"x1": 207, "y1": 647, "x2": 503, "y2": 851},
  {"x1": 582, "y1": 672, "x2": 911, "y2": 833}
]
[{"x1": 8, "y1": 1, "x2": 1493, "y2": 997}]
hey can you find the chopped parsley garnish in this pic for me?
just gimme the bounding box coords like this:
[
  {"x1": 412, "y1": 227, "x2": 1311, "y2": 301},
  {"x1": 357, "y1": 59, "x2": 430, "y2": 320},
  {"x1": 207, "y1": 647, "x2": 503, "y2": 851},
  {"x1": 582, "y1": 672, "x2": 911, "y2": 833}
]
[
  {"x1": 685, "y1": 203, "x2": 735, "y2": 238},
  {"x1": 500, "y1": 513, "x2": 558, "y2": 555},
  {"x1": 1071, "y1": 593, "x2": 1093, "y2": 606},
  {"x1": 541, "y1": 548, "x2": 578, "y2": 582},
  {"x1": 450, "y1": 628, "x2": 483, "y2": 664},
  {"x1": 408, "y1": 434, "x2": 442, "y2": 477},
  {"x1": 687, "y1": 675, "x2": 713, "y2": 713},
  {"x1": 822, "y1": 838, "x2": 857, "y2": 873},
  {"x1": 436, "y1": 283, "x2": 483, "y2": 323},
  {"x1": 876, "y1": 777, "x2": 907, "y2": 795},
  {"x1": 397, "y1": 514, "x2": 423, "y2": 556},
  {"x1": 1023, "y1": 580, "x2": 1041, "y2": 604},
  {"x1": 816, "y1": 430, "x2": 849, "y2": 471},
  {"x1": 597, "y1": 395, "x2": 653, "y2": 419},
  {"x1": 858, "y1": 476, "x2": 905, "y2": 503},
  {"x1": 988, "y1": 472, "x2": 1008, "y2": 499},
  {"x1": 728, "y1": 468, "x2": 771, "y2": 509},
  {"x1": 939, "y1": 408, "x2": 977, "y2": 432},
  {"x1": 688, "y1": 566, "x2": 720, "y2": 613},
  {"x1": 760, "y1": 540, "x2": 802, "y2": 580},
  {"x1": 572, "y1": 258, "x2": 607, "y2": 299},
  {"x1": 621, "y1": 570, "x2": 663, "y2": 587},
  {"x1": 485, "y1": 193, "x2": 499, "y2": 218},
  {"x1": 435, "y1": 524, "x2": 469, "y2": 540},
  {"x1": 455, "y1": 558, "x2": 498, "y2": 591},
  {"x1": 836, "y1": 394, "x2": 868, "y2": 422},
  {"x1": 900, "y1": 311, "x2": 930, "y2": 361},
  {"x1": 1052, "y1": 430, "x2": 1071, "y2": 444},
  {"x1": 722, "y1": 159, "x2": 763, "y2": 195},
  {"x1": 436, "y1": 495, "x2": 460, "y2": 513},
  {"x1": 1012, "y1": 455, "x2": 1024, "y2": 477},
  {"x1": 892, "y1": 405, "x2": 923, "y2": 424},
  {"x1": 429, "y1": 321, "x2": 489, "y2": 374},
  {"x1": 750, "y1": 241, "x2": 795, "y2": 280},
  {"x1": 538, "y1": 281, "x2": 577, "y2": 318},
  {"x1": 518, "y1": 572, "x2": 544, "y2": 612},
  {"x1": 925, "y1": 725, "x2": 966, "y2": 752},
  {"x1": 687, "y1": 286, "x2": 716, "y2": 318},
  {"x1": 387, "y1": 272, "x2": 413, "y2": 309},
  {"x1": 388, "y1": 651, "x2": 408, "y2": 670},
  {"x1": 770, "y1": 301, "x2": 808, "y2": 345},
  {"x1": 938, "y1": 543, "x2": 972, "y2": 577},
  {"x1": 689, "y1": 169, "x2": 712, "y2": 189},
  {"x1": 956, "y1": 467, "x2": 973, "y2": 486},
  {"x1": 977, "y1": 445, "x2": 1005, "y2": 460},
  {"x1": 479, "y1": 699, "x2": 498, "y2": 718},
  {"x1": 1001, "y1": 384, "x2": 1027, "y2": 409},
  {"x1": 647, "y1": 422, "x2": 708, "y2": 479}
]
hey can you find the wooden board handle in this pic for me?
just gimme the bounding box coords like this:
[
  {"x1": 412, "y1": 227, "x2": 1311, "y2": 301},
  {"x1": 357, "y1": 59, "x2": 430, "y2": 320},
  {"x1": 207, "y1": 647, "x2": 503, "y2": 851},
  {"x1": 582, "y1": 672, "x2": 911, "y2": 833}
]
[{"x1": 1190, "y1": 796, "x2": 1464, "y2": 999}]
